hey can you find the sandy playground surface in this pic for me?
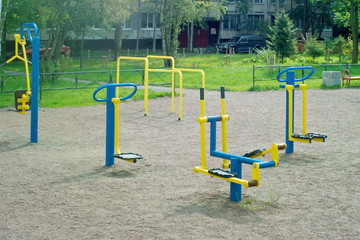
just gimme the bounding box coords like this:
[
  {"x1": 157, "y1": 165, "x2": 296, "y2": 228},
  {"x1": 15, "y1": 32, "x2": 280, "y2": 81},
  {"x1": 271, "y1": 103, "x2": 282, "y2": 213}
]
[{"x1": 0, "y1": 87, "x2": 359, "y2": 239}]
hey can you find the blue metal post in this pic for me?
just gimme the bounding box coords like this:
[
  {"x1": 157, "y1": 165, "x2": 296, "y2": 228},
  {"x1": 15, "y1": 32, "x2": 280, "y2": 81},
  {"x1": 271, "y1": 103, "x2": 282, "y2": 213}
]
[
  {"x1": 285, "y1": 71, "x2": 295, "y2": 154},
  {"x1": 30, "y1": 35, "x2": 40, "y2": 143},
  {"x1": 230, "y1": 159, "x2": 242, "y2": 202},
  {"x1": 105, "y1": 86, "x2": 116, "y2": 166}
]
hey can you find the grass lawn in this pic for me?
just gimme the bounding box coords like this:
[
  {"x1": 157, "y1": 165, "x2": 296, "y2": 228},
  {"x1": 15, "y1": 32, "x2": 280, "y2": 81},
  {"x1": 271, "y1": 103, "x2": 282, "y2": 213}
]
[{"x1": 0, "y1": 51, "x2": 359, "y2": 109}]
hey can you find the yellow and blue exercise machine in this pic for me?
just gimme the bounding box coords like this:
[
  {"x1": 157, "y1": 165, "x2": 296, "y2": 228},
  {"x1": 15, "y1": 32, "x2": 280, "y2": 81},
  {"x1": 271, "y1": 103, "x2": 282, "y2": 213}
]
[
  {"x1": 276, "y1": 66, "x2": 327, "y2": 154},
  {"x1": 0, "y1": 23, "x2": 40, "y2": 142},
  {"x1": 93, "y1": 83, "x2": 143, "y2": 166},
  {"x1": 193, "y1": 87, "x2": 286, "y2": 202},
  {"x1": 116, "y1": 55, "x2": 205, "y2": 120}
]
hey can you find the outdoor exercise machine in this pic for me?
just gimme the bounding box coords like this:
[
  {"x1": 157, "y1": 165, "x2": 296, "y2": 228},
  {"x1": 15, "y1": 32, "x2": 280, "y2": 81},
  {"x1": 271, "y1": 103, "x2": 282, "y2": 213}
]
[
  {"x1": 193, "y1": 87, "x2": 286, "y2": 202},
  {"x1": 0, "y1": 23, "x2": 40, "y2": 143},
  {"x1": 93, "y1": 83, "x2": 143, "y2": 167},
  {"x1": 277, "y1": 66, "x2": 327, "y2": 154},
  {"x1": 116, "y1": 55, "x2": 205, "y2": 120}
]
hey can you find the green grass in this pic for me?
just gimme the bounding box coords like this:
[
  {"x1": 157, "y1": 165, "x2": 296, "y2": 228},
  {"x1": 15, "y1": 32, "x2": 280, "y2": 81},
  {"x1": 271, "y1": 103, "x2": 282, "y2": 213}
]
[
  {"x1": 0, "y1": 88, "x2": 171, "y2": 108},
  {"x1": 1, "y1": 52, "x2": 359, "y2": 109}
]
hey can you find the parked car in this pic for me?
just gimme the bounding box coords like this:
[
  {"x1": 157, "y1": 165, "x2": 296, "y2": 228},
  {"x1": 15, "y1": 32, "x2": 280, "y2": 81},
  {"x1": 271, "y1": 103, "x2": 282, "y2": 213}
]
[
  {"x1": 23, "y1": 42, "x2": 71, "y2": 57},
  {"x1": 216, "y1": 35, "x2": 267, "y2": 54}
]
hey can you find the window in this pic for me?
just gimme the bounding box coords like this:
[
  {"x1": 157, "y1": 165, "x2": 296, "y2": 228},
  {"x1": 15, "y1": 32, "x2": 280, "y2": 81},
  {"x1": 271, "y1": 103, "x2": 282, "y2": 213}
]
[
  {"x1": 280, "y1": 0, "x2": 286, "y2": 5},
  {"x1": 223, "y1": 14, "x2": 239, "y2": 30},
  {"x1": 141, "y1": 12, "x2": 159, "y2": 29},
  {"x1": 141, "y1": 13, "x2": 153, "y2": 28},
  {"x1": 270, "y1": 0, "x2": 276, "y2": 4},
  {"x1": 247, "y1": 15, "x2": 264, "y2": 31},
  {"x1": 295, "y1": 19, "x2": 302, "y2": 30},
  {"x1": 253, "y1": 0, "x2": 263, "y2": 3},
  {"x1": 123, "y1": 16, "x2": 132, "y2": 29}
]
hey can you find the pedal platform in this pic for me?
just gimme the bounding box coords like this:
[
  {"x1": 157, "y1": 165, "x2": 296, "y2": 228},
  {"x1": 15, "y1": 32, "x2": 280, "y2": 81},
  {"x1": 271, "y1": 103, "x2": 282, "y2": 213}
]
[
  {"x1": 113, "y1": 153, "x2": 143, "y2": 162},
  {"x1": 14, "y1": 90, "x2": 31, "y2": 112},
  {"x1": 243, "y1": 149, "x2": 265, "y2": 158},
  {"x1": 292, "y1": 133, "x2": 327, "y2": 142},
  {"x1": 208, "y1": 168, "x2": 237, "y2": 178}
]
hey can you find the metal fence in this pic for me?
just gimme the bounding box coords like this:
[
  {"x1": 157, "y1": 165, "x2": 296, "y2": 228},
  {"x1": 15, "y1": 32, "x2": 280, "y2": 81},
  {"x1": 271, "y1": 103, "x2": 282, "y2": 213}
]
[
  {"x1": 252, "y1": 63, "x2": 360, "y2": 86},
  {"x1": 0, "y1": 69, "x2": 172, "y2": 98}
]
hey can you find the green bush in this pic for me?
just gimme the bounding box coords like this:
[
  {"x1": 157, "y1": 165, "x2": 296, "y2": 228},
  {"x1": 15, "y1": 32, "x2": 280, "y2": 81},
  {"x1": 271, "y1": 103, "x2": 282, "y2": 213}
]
[{"x1": 304, "y1": 38, "x2": 326, "y2": 63}]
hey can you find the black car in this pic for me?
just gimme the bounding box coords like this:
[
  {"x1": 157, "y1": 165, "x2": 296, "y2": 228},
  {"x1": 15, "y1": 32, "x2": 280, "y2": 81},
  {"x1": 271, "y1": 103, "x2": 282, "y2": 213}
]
[{"x1": 216, "y1": 35, "x2": 267, "y2": 54}]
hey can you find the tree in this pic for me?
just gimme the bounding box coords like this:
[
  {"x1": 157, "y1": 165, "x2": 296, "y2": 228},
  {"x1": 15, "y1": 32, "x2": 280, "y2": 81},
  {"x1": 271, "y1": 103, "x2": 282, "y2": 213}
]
[
  {"x1": 267, "y1": 11, "x2": 297, "y2": 62},
  {"x1": 0, "y1": 0, "x2": 10, "y2": 62},
  {"x1": 1, "y1": 0, "x2": 44, "y2": 61},
  {"x1": 304, "y1": 37, "x2": 325, "y2": 62},
  {"x1": 68, "y1": 0, "x2": 104, "y2": 68},
  {"x1": 290, "y1": 0, "x2": 333, "y2": 39},
  {"x1": 101, "y1": 0, "x2": 137, "y2": 60},
  {"x1": 326, "y1": 0, "x2": 359, "y2": 63},
  {"x1": 158, "y1": 0, "x2": 225, "y2": 58},
  {"x1": 184, "y1": 0, "x2": 226, "y2": 52},
  {"x1": 332, "y1": 36, "x2": 352, "y2": 63}
]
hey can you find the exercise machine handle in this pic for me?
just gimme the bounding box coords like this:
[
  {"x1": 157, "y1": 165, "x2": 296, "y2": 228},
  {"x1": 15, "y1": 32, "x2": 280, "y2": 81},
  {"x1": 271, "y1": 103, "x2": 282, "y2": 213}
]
[
  {"x1": 93, "y1": 83, "x2": 138, "y2": 102},
  {"x1": 20, "y1": 23, "x2": 39, "y2": 43},
  {"x1": 276, "y1": 66, "x2": 314, "y2": 83}
]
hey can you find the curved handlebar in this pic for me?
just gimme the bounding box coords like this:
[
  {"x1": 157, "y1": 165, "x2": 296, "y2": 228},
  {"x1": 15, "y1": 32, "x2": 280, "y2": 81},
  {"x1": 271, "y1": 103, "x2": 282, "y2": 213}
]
[
  {"x1": 93, "y1": 83, "x2": 137, "y2": 102},
  {"x1": 20, "y1": 23, "x2": 39, "y2": 43},
  {"x1": 276, "y1": 66, "x2": 314, "y2": 83}
]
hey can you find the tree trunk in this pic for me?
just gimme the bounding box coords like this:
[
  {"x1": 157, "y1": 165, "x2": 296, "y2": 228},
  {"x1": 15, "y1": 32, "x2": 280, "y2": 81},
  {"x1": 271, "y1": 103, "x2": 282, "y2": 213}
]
[
  {"x1": 189, "y1": 21, "x2": 194, "y2": 52},
  {"x1": 350, "y1": 0, "x2": 359, "y2": 63},
  {"x1": 136, "y1": 1, "x2": 141, "y2": 54},
  {"x1": 217, "y1": 19, "x2": 223, "y2": 44},
  {"x1": 114, "y1": 23, "x2": 123, "y2": 60},
  {"x1": 0, "y1": 0, "x2": 10, "y2": 61},
  {"x1": 152, "y1": 11, "x2": 157, "y2": 53},
  {"x1": 80, "y1": 26, "x2": 86, "y2": 68}
]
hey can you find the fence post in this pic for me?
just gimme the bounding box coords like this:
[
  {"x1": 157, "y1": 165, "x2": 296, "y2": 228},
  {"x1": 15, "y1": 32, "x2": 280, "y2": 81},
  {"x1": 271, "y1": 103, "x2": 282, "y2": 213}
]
[
  {"x1": 109, "y1": 70, "x2": 113, "y2": 83},
  {"x1": 0, "y1": 76, "x2": 4, "y2": 92},
  {"x1": 75, "y1": 73, "x2": 78, "y2": 88},
  {"x1": 252, "y1": 65, "x2": 255, "y2": 87}
]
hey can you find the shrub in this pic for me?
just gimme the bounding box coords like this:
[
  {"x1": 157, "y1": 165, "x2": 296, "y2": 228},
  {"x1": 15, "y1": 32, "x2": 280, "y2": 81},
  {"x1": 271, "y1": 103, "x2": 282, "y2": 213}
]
[{"x1": 304, "y1": 38, "x2": 326, "y2": 62}]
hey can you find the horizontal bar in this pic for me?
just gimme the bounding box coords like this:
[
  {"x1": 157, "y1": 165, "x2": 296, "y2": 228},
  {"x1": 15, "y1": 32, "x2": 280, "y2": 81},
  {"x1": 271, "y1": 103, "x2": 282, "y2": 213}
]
[{"x1": 211, "y1": 151, "x2": 263, "y2": 165}]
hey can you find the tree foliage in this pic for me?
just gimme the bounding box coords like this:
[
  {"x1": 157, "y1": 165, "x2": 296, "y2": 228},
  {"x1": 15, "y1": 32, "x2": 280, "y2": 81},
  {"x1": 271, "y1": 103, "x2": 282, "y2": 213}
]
[
  {"x1": 304, "y1": 37, "x2": 325, "y2": 62},
  {"x1": 159, "y1": 0, "x2": 225, "y2": 58},
  {"x1": 267, "y1": 11, "x2": 297, "y2": 62},
  {"x1": 325, "y1": 0, "x2": 359, "y2": 63}
]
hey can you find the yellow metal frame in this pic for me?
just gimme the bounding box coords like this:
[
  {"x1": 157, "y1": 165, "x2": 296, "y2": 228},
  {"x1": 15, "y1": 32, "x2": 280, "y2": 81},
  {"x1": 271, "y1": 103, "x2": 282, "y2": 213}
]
[
  {"x1": 285, "y1": 84, "x2": 325, "y2": 143},
  {"x1": 112, "y1": 98, "x2": 121, "y2": 155},
  {"x1": 145, "y1": 56, "x2": 205, "y2": 115},
  {"x1": 116, "y1": 55, "x2": 206, "y2": 120},
  {"x1": 116, "y1": 57, "x2": 149, "y2": 115},
  {"x1": 194, "y1": 88, "x2": 284, "y2": 188},
  {"x1": 148, "y1": 69, "x2": 183, "y2": 120},
  {"x1": 4, "y1": 34, "x2": 31, "y2": 114}
]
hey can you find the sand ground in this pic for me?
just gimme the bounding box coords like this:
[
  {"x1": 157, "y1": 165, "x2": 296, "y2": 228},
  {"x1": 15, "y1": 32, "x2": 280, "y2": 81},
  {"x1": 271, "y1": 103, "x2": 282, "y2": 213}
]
[{"x1": 0, "y1": 87, "x2": 359, "y2": 239}]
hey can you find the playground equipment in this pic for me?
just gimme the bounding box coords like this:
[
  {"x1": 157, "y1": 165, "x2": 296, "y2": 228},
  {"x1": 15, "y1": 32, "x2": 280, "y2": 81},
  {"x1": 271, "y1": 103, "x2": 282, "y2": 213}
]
[
  {"x1": 193, "y1": 87, "x2": 286, "y2": 202},
  {"x1": 0, "y1": 23, "x2": 40, "y2": 143},
  {"x1": 93, "y1": 83, "x2": 143, "y2": 167},
  {"x1": 116, "y1": 55, "x2": 205, "y2": 120},
  {"x1": 277, "y1": 66, "x2": 327, "y2": 154}
]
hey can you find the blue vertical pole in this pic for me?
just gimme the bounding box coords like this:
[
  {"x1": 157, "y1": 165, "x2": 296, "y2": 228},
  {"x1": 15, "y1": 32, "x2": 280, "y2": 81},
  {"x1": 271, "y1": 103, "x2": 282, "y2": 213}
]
[
  {"x1": 230, "y1": 159, "x2": 242, "y2": 202},
  {"x1": 30, "y1": 35, "x2": 40, "y2": 143},
  {"x1": 105, "y1": 86, "x2": 115, "y2": 166},
  {"x1": 285, "y1": 71, "x2": 295, "y2": 154}
]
